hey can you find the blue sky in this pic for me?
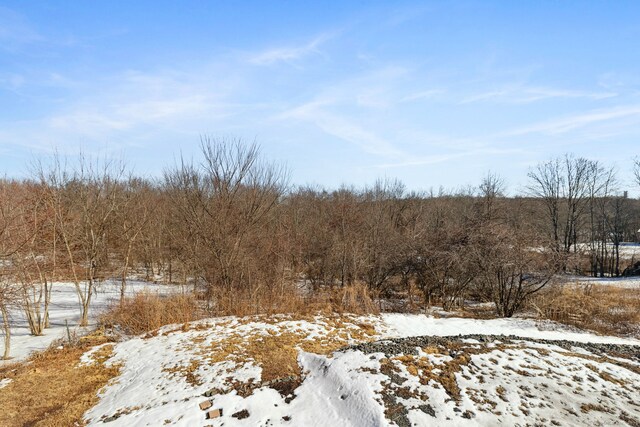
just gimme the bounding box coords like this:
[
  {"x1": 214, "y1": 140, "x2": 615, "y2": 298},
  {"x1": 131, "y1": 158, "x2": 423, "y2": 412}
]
[{"x1": 1, "y1": 1, "x2": 640, "y2": 193}]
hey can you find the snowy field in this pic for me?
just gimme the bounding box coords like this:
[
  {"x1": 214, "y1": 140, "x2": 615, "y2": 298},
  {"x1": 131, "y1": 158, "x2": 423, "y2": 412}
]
[
  {"x1": 563, "y1": 275, "x2": 640, "y2": 289},
  {"x1": 574, "y1": 242, "x2": 640, "y2": 261},
  {"x1": 1, "y1": 280, "x2": 178, "y2": 363},
  {"x1": 615, "y1": 242, "x2": 640, "y2": 260},
  {"x1": 82, "y1": 314, "x2": 640, "y2": 427}
]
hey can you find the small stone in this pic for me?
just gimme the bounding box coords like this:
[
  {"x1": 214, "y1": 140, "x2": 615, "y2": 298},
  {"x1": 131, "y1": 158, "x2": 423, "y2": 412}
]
[
  {"x1": 199, "y1": 400, "x2": 213, "y2": 411},
  {"x1": 206, "y1": 409, "x2": 222, "y2": 419}
]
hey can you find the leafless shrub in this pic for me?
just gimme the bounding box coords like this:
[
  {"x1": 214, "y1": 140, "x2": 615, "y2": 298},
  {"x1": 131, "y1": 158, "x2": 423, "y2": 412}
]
[{"x1": 99, "y1": 292, "x2": 203, "y2": 335}]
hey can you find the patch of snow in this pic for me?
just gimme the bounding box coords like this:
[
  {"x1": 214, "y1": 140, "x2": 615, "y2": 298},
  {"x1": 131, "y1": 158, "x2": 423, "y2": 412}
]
[
  {"x1": 0, "y1": 378, "x2": 11, "y2": 389},
  {"x1": 0, "y1": 280, "x2": 180, "y2": 365},
  {"x1": 292, "y1": 351, "x2": 386, "y2": 426},
  {"x1": 79, "y1": 343, "x2": 112, "y2": 366},
  {"x1": 83, "y1": 316, "x2": 375, "y2": 426},
  {"x1": 574, "y1": 242, "x2": 640, "y2": 260},
  {"x1": 381, "y1": 313, "x2": 640, "y2": 345},
  {"x1": 564, "y1": 275, "x2": 640, "y2": 289}
]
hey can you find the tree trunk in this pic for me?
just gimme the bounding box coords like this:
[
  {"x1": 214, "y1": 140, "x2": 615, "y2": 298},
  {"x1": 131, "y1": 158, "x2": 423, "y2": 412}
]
[{"x1": 1, "y1": 304, "x2": 11, "y2": 360}]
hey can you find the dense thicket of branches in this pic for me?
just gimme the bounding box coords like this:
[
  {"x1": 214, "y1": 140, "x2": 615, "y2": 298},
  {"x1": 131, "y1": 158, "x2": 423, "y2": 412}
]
[{"x1": 1, "y1": 140, "x2": 639, "y2": 354}]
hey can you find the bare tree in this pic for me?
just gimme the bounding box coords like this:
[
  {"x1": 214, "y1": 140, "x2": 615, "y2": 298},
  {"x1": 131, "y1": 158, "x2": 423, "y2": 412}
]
[
  {"x1": 36, "y1": 154, "x2": 128, "y2": 326},
  {"x1": 585, "y1": 164, "x2": 617, "y2": 277},
  {"x1": 330, "y1": 187, "x2": 363, "y2": 288},
  {"x1": 528, "y1": 155, "x2": 597, "y2": 257},
  {"x1": 477, "y1": 171, "x2": 506, "y2": 221},
  {"x1": 114, "y1": 177, "x2": 152, "y2": 302},
  {"x1": 12, "y1": 181, "x2": 58, "y2": 336},
  {"x1": 361, "y1": 179, "x2": 407, "y2": 293},
  {"x1": 473, "y1": 223, "x2": 562, "y2": 317},
  {"x1": 0, "y1": 180, "x2": 27, "y2": 358},
  {"x1": 0, "y1": 279, "x2": 18, "y2": 360},
  {"x1": 527, "y1": 158, "x2": 562, "y2": 251},
  {"x1": 606, "y1": 195, "x2": 631, "y2": 276},
  {"x1": 165, "y1": 137, "x2": 288, "y2": 308}
]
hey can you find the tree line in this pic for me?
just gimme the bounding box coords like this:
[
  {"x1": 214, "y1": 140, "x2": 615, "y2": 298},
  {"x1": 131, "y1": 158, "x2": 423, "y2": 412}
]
[{"x1": 1, "y1": 139, "x2": 640, "y2": 358}]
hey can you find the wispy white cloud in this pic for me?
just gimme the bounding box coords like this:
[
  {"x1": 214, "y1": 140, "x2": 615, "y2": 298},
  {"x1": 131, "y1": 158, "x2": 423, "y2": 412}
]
[
  {"x1": 2, "y1": 8, "x2": 638, "y2": 192},
  {"x1": 278, "y1": 97, "x2": 406, "y2": 158},
  {"x1": 373, "y1": 147, "x2": 528, "y2": 169},
  {"x1": 461, "y1": 85, "x2": 617, "y2": 105},
  {"x1": 0, "y1": 67, "x2": 248, "y2": 153},
  {"x1": 248, "y1": 33, "x2": 334, "y2": 66},
  {"x1": 0, "y1": 73, "x2": 25, "y2": 91},
  {"x1": 501, "y1": 105, "x2": 640, "y2": 136},
  {"x1": 400, "y1": 89, "x2": 445, "y2": 103}
]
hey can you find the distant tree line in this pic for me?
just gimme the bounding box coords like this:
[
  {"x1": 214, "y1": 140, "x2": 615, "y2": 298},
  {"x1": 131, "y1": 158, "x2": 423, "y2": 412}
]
[{"x1": 1, "y1": 139, "x2": 640, "y2": 357}]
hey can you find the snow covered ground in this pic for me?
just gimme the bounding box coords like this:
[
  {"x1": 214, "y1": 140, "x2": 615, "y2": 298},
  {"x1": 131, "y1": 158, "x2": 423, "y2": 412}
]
[
  {"x1": 1, "y1": 280, "x2": 179, "y2": 364},
  {"x1": 3, "y1": 278, "x2": 640, "y2": 426},
  {"x1": 381, "y1": 314, "x2": 640, "y2": 345},
  {"x1": 565, "y1": 275, "x2": 640, "y2": 289},
  {"x1": 574, "y1": 242, "x2": 640, "y2": 261},
  {"x1": 82, "y1": 314, "x2": 640, "y2": 426},
  {"x1": 615, "y1": 242, "x2": 640, "y2": 260}
]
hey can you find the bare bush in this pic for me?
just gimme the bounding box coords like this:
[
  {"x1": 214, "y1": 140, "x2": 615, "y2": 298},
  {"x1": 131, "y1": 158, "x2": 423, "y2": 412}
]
[
  {"x1": 472, "y1": 223, "x2": 563, "y2": 317},
  {"x1": 165, "y1": 137, "x2": 288, "y2": 308},
  {"x1": 100, "y1": 292, "x2": 203, "y2": 335}
]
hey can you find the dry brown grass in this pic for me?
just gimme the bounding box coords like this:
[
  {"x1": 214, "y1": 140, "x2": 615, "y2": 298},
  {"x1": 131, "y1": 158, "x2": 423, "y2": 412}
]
[
  {"x1": 102, "y1": 283, "x2": 378, "y2": 337},
  {"x1": 99, "y1": 292, "x2": 205, "y2": 335},
  {"x1": 163, "y1": 315, "x2": 379, "y2": 398},
  {"x1": 530, "y1": 283, "x2": 640, "y2": 337},
  {"x1": 0, "y1": 331, "x2": 119, "y2": 427},
  {"x1": 210, "y1": 282, "x2": 379, "y2": 317}
]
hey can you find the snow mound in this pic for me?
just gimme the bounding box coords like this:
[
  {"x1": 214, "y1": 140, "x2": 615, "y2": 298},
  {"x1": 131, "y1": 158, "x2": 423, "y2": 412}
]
[{"x1": 81, "y1": 314, "x2": 640, "y2": 426}]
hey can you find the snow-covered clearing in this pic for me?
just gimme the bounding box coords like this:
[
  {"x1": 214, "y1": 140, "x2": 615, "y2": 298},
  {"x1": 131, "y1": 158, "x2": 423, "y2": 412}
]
[
  {"x1": 564, "y1": 275, "x2": 640, "y2": 289},
  {"x1": 82, "y1": 314, "x2": 640, "y2": 426},
  {"x1": 618, "y1": 243, "x2": 640, "y2": 260},
  {"x1": 573, "y1": 242, "x2": 640, "y2": 261},
  {"x1": 381, "y1": 314, "x2": 640, "y2": 345},
  {"x1": 1, "y1": 280, "x2": 179, "y2": 364}
]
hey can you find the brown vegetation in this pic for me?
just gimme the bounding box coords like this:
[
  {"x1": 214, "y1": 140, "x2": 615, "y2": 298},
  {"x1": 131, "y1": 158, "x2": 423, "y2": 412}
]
[
  {"x1": 99, "y1": 293, "x2": 204, "y2": 335},
  {"x1": 531, "y1": 283, "x2": 640, "y2": 337},
  {"x1": 100, "y1": 283, "x2": 379, "y2": 336},
  {"x1": 0, "y1": 331, "x2": 119, "y2": 427},
  {"x1": 163, "y1": 314, "x2": 378, "y2": 398},
  {"x1": 2, "y1": 142, "x2": 640, "y2": 359}
]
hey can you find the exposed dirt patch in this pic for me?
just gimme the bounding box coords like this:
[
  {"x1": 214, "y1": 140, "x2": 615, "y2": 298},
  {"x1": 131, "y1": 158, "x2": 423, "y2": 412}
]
[{"x1": 232, "y1": 409, "x2": 250, "y2": 419}]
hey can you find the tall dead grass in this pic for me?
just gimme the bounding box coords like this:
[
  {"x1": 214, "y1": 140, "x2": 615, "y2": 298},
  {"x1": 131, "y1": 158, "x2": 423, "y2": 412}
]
[
  {"x1": 101, "y1": 283, "x2": 378, "y2": 335},
  {"x1": 531, "y1": 283, "x2": 640, "y2": 337},
  {"x1": 0, "y1": 331, "x2": 119, "y2": 427},
  {"x1": 210, "y1": 282, "x2": 379, "y2": 317},
  {"x1": 100, "y1": 292, "x2": 204, "y2": 335}
]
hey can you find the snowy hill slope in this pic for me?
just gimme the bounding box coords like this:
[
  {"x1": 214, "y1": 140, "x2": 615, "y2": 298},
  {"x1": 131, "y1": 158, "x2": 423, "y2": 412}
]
[{"x1": 82, "y1": 314, "x2": 640, "y2": 426}]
